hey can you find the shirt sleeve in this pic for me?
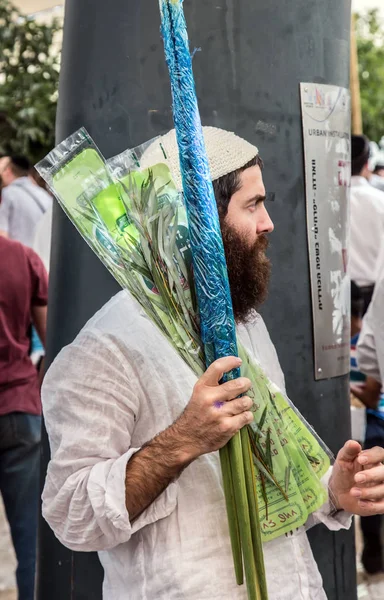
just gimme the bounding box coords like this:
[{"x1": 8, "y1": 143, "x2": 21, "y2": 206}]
[
  {"x1": 0, "y1": 189, "x2": 12, "y2": 233},
  {"x1": 306, "y1": 468, "x2": 352, "y2": 531},
  {"x1": 357, "y1": 276, "x2": 384, "y2": 384},
  {"x1": 42, "y1": 330, "x2": 178, "y2": 552},
  {"x1": 26, "y1": 246, "x2": 48, "y2": 306}
]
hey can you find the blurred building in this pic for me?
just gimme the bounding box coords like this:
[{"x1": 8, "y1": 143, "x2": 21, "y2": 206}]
[{"x1": 14, "y1": 1, "x2": 64, "y2": 22}]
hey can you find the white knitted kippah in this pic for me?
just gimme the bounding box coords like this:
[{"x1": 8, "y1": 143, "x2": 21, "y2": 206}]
[{"x1": 139, "y1": 126, "x2": 259, "y2": 192}]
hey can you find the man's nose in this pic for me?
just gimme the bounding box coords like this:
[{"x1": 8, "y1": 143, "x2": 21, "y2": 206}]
[{"x1": 257, "y1": 205, "x2": 274, "y2": 234}]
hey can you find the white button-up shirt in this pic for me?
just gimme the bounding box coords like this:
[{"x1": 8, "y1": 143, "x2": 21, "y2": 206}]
[
  {"x1": 357, "y1": 242, "x2": 384, "y2": 383},
  {"x1": 42, "y1": 291, "x2": 350, "y2": 600},
  {"x1": 349, "y1": 176, "x2": 384, "y2": 287}
]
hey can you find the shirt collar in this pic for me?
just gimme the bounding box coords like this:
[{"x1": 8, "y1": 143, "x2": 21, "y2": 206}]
[
  {"x1": 351, "y1": 175, "x2": 369, "y2": 187},
  {"x1": 11, "y1": 177, "x2": 31, "y2": 187}
]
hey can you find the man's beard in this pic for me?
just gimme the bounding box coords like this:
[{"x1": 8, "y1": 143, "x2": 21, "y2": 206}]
[{"x1": 221, "y1": 220, "x2": 271, "y2": 323}]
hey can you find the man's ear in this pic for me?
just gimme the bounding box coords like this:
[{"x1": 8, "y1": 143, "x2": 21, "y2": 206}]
[{"x1": 361, "y1": 162, "x2": 371, "y2": 178}]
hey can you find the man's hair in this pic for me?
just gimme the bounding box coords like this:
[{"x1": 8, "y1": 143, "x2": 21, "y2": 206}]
[
  {"x1": 213, "y1": 155, "x2": 263, "y2": 218},
  {"x1": 9, "y1": 155, "x2": 30, "y2": 177},
  {"x1": 351, "y1": 135, "x2": 370, "y2": 176},
  {"x1": 373, "y1": 163, "x2": 384, "y2": 175},
  {"x1": 351, "y1": 280, "x2": 363, "y2": 319}
]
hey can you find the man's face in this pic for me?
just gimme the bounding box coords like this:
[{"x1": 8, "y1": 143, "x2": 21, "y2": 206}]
[
  {"x1": 0, "y1": 157, "x2": 12, "y2": 187},
  {"x1": 220, "y1": 164, "x2": 274, "y2": 322}
]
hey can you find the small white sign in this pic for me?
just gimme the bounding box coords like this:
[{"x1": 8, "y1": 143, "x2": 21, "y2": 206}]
[{"x1": 300, "y1": 83, "x2": 351, "y2": 380}]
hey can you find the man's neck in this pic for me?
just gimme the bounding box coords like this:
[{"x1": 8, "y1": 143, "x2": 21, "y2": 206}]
[{"x1": 4, "y1": 175, "x2": 19, "y2": 187}]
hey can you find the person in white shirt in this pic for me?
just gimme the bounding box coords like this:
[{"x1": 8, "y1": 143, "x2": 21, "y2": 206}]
[
  {"x1": 0, "y1": 156, "x2": 52, "y2": 248},
  {"x1": 374, "y1": 164, "x2": 384, "y2": 178},
  {"x1": 33, "y1": 204, "x2": 52, "y2": 273},
  {"x1": 357, "y1": 241, "x2": 384, "y2": 574},
  {"x1": 42, "y1": 128, "x2": 384, "y2": 600},
  {"x1": 370, "y1": 162, "x2": 384, "y2": 193},
  {"x1": 349, "y1": 135, "x2": 384, "y2": 313}
]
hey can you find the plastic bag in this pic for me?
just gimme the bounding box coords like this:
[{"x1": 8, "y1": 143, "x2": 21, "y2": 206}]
[{"x1": 36, "y1": 129, "x2": 333, "y2": 541}]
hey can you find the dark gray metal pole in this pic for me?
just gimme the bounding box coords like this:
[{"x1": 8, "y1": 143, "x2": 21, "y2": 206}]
[{"x1": 37, "y1": 0, "x2": 354, "y2": 598}]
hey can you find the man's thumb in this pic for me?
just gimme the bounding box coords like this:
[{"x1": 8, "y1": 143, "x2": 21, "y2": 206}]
[{"x1": 337, "y1": 440, "x2": 362, "y2": 463}]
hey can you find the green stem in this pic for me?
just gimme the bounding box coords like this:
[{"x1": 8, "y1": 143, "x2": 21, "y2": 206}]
[
  {"x1": 241, "y1": 428, "x2": 269, "y2": 600},
  {"x1": 219, "y1": 444, "x2": 244, "y2": 585},
  {"x1": 228, "y1": 432, "x2": 261, "y2": 600}
]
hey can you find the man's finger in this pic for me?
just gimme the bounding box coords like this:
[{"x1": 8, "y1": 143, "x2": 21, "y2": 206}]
[
  {"x1": 216, "y1": 377, "x2": 251, "y2": 401},
  {"x1": 198, "y1": 356, "x2": 242, "y2": 387},
  {"x1": 355, "y1": 464, "x2": 384, "y2": 486},
  {"x1": 223, "y1": 396, "x2": 254, "y2": 416},
  {"x1": 336, "y1": 440, "x2": 362, "y2": 463},
  {"x1": 351, "y1": 484, "x2": 384, "y2": 501},
  {"x1": 358, "y1": 446, "x2": 384, "y2": 467},
  {"x1": 357, "y1": 499, "x2": 384, "y2": 516},
  {"x1": 229, "y1": 411, "x2": 254, "y2": 432}
]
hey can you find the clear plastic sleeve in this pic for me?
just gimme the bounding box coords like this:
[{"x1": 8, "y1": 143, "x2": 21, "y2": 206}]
[{"x1": 37, "y1": 130, "x2": 334, "y2": 542}]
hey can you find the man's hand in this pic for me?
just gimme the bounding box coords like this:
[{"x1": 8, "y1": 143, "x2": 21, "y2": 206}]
[
  {"x1": 172, "y1": 355, "x2": 254, "y2": 462},
  {"x1": 124, "y1": 356, "x2": 253, "y2": 520},
  {"x1": 329, "y1": 440, "x2": 384, "y2": 516},
  {"x1": 350, "y1": 377, "x2": 381, "y2": 410}
]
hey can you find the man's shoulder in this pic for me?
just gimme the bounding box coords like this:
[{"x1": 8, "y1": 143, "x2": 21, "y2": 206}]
[
  {"x1": 7, "y1": 178, "x2": 52, "y2": 205},
  {"x1": 82, "y1": 290, "x2": 140, "y2": 330},
  {"x1": 351, "y1": 180, "x2": 384, "y2": 206},
  {"x1": 77, "y1": 290, "x2": 157, "y2": 350},
  {"x1": 44, "y1": 290, "x2": 178, "y2": 393},
  {"x1": 367, "y1": 184, "x2": 384, "y2": 204},
  {"x1": 0, "y1": 235, "x2": 31, "y2": 261},
  {"x1": 2, "y1": 179, "x2": 30, "y2": 209},
  {"x1": 1, "y1": 183, "x2": 15, "y2": 204},
  {"x1": 0, "y1": 238, "x2": 44, "y2": 301}
]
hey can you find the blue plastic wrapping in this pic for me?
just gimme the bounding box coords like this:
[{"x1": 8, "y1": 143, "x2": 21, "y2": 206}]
[{"x1": 159, "y1": 0, "x2": 240, "y2": 376}]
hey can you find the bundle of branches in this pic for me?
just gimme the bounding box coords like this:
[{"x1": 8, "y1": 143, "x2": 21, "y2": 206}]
[{"x1": 37, "y1": 124, "x2": 331, "y2": 600}]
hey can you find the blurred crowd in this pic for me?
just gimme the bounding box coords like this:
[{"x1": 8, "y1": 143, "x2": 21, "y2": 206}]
[{"x1": 349, "y1": 134, "x2": 384, "y2": 579}]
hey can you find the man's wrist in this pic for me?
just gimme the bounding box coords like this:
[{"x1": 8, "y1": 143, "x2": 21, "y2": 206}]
[
  {"x1": 147, "y1": 421, "x2": 199, "y2": 472},
  {"x1": 328, "y1": 478, "x2": 342, "y2": 512},
  {"x1": 166, "y1": 421, "x2": 201, "y2": 466}
]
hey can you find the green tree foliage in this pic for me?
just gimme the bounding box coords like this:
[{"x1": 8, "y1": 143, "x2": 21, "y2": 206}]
[
  {"x1": 0, "y1": 0, "x2": 61, "y2": 162},
  {"x1": 356, "y1": 9, "x2": 384, "y2": 142}
]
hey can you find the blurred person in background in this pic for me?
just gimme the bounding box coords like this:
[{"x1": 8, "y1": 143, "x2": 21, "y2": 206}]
[
  {"x1": 0, "y1": 235, "x2": 48, "y2": 600},
  {"x1": 373, "y1": 163, "x2": 384, "y2": 178},
  {"x1": 350, "y1": 281, "x2": 382, "y2": 409},
  {"x1": 33, "y1": 204, "x2": 52, "y2": 273},
  {"x1": 357, "y1": 242, "x2": 384, "y2": 576},
  {"x1": 370, "y1": 162, "x2": 384, "y2": 193},
  {"x1": 350, "y1": 280, "x2": 384, "y2": 574},
  {"x1": 349, "y1": 135, "x2": 384, "y2": 313},
  {"x1": 0, "y1": 156, "x2": 51, "y2": 363},
  {"x1": 0, "y1": 156, "x2": 52, "y2": 248}
]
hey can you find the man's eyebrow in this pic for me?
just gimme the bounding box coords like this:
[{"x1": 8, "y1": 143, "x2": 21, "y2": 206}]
[
  {"x1": 244, "y1": 194, "x2": 266, "y2": 205},
  {"x1": 243, "y1": 192, "x2": 275, "y2": 206}
]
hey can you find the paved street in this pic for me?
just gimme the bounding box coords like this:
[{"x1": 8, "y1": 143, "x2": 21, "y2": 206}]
[
  {"x1": 0, "y1": 499, "x2": 384, "y2": 599},
  {"x1": 355, "y1": 517, "x2": 384, "y2": 600},
  {"x1": 0, "y1": 498, "x2": 16, "y2": 600}
]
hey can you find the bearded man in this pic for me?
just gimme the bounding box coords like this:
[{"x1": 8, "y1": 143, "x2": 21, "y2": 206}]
[{"x1": 42, "y1": 128, "x2": 384, "y2": 600}]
